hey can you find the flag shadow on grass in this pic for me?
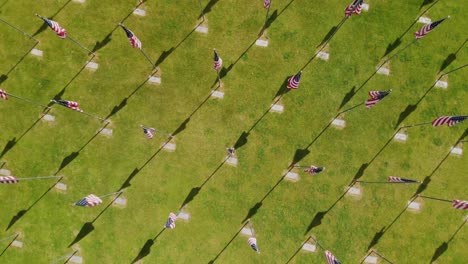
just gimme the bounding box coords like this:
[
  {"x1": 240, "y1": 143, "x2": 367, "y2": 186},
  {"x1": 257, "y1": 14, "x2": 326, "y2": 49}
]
[
  {"x1": 6, "y1": 178, "x2": 63, "y2": 230},
  {"x1": 32, "y1": 0, "x2": 72, "y2": 37},
  {"x1": 439, "y1": 38, "x2": 467, "y2": 73},
  {"x1": 68, "y1": 192, "x2": 122, "y2": 247},
  {"x1": 131, "y1": 228, "x2": 166, "y2": 263},
  {"x1": 198, "y1": 0, "x2": 220, "y2": 19},
  {"x1": 430, "y1": 220, "x2": 466, "y2": 263},
  {"x1": 0, "y1": 233, "x2": 19, "y2": 257},
  {"x1": 90, "y1": 0, "x2": 147, "y2": 54},
  {"x1": 154, "y1": 24, "x2": 200, "y2": 67},
  {"x1": 316, "y1": 17, "x2": 348, "y2": 49},
  {"x1": 382, "y1": 0, "x2": 440, "y2": 57},
  {"x1": 0, "y1": 40, "x2": 39, "y2": 84},
  {"x1": 208, "y1": 221, "x2": 250, "y2": 263},
  {"x1": 0, "y1": 108, "x2": 51, "y2": 159}
]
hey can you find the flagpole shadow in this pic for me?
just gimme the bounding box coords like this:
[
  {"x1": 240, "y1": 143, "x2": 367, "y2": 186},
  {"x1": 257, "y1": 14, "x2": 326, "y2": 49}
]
[
  {"x1": 0, "y1": 233, "x2": 19, "y2": 257},
  {"x1": 6, "y1": 178, "x2": 62, "y2": 230},
  {"x1": 131, "y1": 228, "x2": 166, "y2": 263},
  {"x1": 430, "y1": 220, "x2": 466, "y2": 263},
  {"x1": 68, "y1": 192, "x2": 122, "y2": 247},
  {"x1": 285, "y1": 236, "x2": 312, "y2": 264},
  {"x1": 62, "y1": 250, "x2": 79, "y2": 264},
  {"x1": 0, "y1": 108, "x2": 51, "y2": 158},
  {"x1": 0, "y1": 40, "x2": 39, "y2": 84},
  {"x1": 439, "y1": 38, "x2": 467, "y2": 73},
  {"x1": 208, "y1": 221, "x2": 249, "y2": 263}
]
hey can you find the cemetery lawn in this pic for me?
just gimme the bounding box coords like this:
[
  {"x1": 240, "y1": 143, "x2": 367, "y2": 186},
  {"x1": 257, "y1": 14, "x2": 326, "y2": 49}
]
[{"x1": 0, "y1": 0, "x2": 466, "y2": 263}]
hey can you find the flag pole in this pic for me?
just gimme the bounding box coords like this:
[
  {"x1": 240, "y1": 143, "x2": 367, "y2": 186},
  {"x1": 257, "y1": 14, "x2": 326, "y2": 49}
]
[
  {"x1": 417, "y1": 195, "x2": 452, "y2": 203},
  {"x1": 98, "y1": 191, "x2": 123, "y2": 199},
  {"x1": 356, "y1": 180, "x2": 421, "y2": 184},
  {"x1": 399, "y1": 122, "x2": 433, "y2": 129},
  {"x1": 379, "y1": 39, "x2": 418, "y2": 68},
  {"x1": 50, "y1": 100, "x2": 108, "y2": 123},
  {"x1": 0, "y1": 17, "x2": 38, "y2": 41},
  {"x1": 17, "y1": 176, "x2": 63, "y2": 181},
  {"x1": 338, "y1": 102, "x2": 365, "y2": 114},
  {"x1": 67, "y1": 35, "x2": 96, "y2": 56},
  {"x1": 140, "y1": 49, "x2": 157, "y2": 69},
  {"x1": 4, "y1": 92, "x2": 51, "y2": 109},
  {"x1": 50, "y1": 250, "x2": 79, "y2": 264},
  {"x1": 140, "y1": 125, "x2": 172, "y2": 138},
  {"x1": 309, "y1": 236, "x2": 325, "y2": 251},
  {"x1": 0, "y1": 233, "x2": 18, "y2": 244},
  {"x1": 260, "y1": 1, "x2": 271, "y2": 36}
]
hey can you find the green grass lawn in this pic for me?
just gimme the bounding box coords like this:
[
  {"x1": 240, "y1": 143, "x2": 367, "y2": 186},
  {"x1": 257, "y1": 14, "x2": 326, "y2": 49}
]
[{"x1": 0, "y1": 0, "x2": 467, "y2": 263}]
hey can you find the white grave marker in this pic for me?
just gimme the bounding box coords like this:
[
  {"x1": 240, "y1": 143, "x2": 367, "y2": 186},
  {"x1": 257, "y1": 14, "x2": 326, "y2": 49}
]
[
  {"x1": 72, "y1": 0, "x2": 85, "y2": 3},
  {"x1": 30, "y1": 49, "x2": 43, "y2": 57},
  {"x1": 255, "y1": 39, "x2": 269, "y2": 47},
  {"x1": 316, "y1": 51, "x2": 329, "y2": 61},
  {"x1": 435, "y1": 80, "x2": 448, "y2": 89},
  {"x1": 100, "y1": 128, "x2": 113, "y2": 136},
  {"x1": 0, "y1": 169, "x2": 11, "y2": 175},
  {"x1": 285, "y1": 172, "x2": 299, "y2": 182},
  {"x1": 377, "y1": 67, "x2": 390, "y2": 75},
  {"x1": 364, "y1": 256, "x2": 378, "y2": 264},
  {"x1": 43, "y1": 114, "x2": 55, "y2": 122},
  {"x1": 226, "y1": 157, "x2": 238, "y2": 166},
  {"x1": 331, "y1": 118, "x2": 346, "y2": 128},
  {"x1": 133, "y1": 8, "x2": 146, "y2": 16},
  {"x1": 240, "y1": 227, "x2": 254, "y2": 236},
  {"x1": 211, "y1": 90, "x2": 224, "y2": 99},
  {"x1": 178, "y1": 212, "x2": 190, "y2": 221},
  {"x1": 407, "y1": 201, "x2": 421, "y2": 211},
  {"x1": 11, "y1": 240, "x2": 23, "y2": 248},
  {"x1": 69, "y1": 255, "x2": 83, "y2": 264},
  {"x1": 55, "y1": 182, "x2": 67, "y2": 191},
  {"x1": 361, "y1": 3, "x2": 369, "y2": 11},
  {"x1": 163, "y1": 142, "x2": 176, "y2": 152},
  {"x1": 394, "y1": 132, "x2": 407, "y2": 142},
  {"x1": 270, "y1": 104, "x2": 284, "y2": 113},
  {"x1": 114, "y1": 197, "x2": 127, "y2": 206},
  {"x1": 148, "y1": 76, "x2": 161, "y2": 84},
  {"x1": 195, "y1": 25, "x2": 208, "y2": 34},
  {"x1": 417, "y1": 17, "x2": 431, "y2": 24},
  {"x1": 348, "y1": 186, "x2": 361, "y2": 196},
  {"x1": 450, "y1": 147, "x2": 462, "y2": 155},
  {"x1": 302, "y1": 243, "x2": 316, "y2": 252},
  {"x1": 85, "y1": 61, "x2": 99, "y2": 71}
]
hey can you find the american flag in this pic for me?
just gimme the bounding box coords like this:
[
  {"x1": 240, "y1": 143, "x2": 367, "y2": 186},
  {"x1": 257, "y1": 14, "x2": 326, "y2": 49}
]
[
  {"x1": 0, "y1": 89, "x2": 8, "y2": 100},
  {"x1": 287, "y1": 71, "x2": 302, "y2": 89},
  {"x1": 55, "y1": 99, "x2": 83, "y2": 112},
  {"x1": 143, "y1": 127, "x2": 155, "y2": 139},
  {"x1": 325, "y1": 250, "x2": 341, "y2": 264},
  {"x1": 42, "y1": 17, "x2": 67, "y2": 39},
  {"x1": 414, "y1": 18, "x2": 446, "y2": 40},
  {"x1": 388, "y1": 176, "x2": 419, "y2": 183},
  {"x1": 74, "y1": 194, "x2": 103, "y2": 207},
  {"x1": 431, "y1": 116, "x2": 467, "y2": 127},
  {"x1": 213, "y1": 49, "x2": 223, "y2": 71},
  {"x1": 344, "y1": 0, "x2": 363, "y2": 17},
  {"x1": 0, "y1": 176, "x2": 19, "y2": 184},
  {"x1": 120, "y1": 24, "x2": 142, "y2": 49},
  {"x1": 247, "y1": 237, "x2": 260, "y2": 253},
  {"x1": 164, "y1": 212, "x2": 177, "y2": 229},
  {"x1": 304, "y1": 166, "x2": 324, "y2": 175},
  {"x1": 452, "y1": 200, "x2": 468, "y2": 210},
  {"x1": 264, "y1": 0, "x2": 271, "y2": 9},
  {"x1": 365, "y1": 90, "x2": 391, "y2": 108}
]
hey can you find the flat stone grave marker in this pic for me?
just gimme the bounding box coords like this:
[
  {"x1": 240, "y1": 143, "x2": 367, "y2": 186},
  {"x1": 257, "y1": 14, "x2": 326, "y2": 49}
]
[
  {"x1": 226, "y1": 156, "x2": 238, "y2": 166},
  {"x1": 148, "y1": 76, "x2": 161, "y2": 84},
  {"x1": 347, "y1": 186, "x2": 361, "y2": 196},
  {"x1": 43, "y1": 114, "x2": 55, "y2": 122},
  {"x1": 364, "y1": 256, "x2": 378, "y2": 264},
  {"x1": 331, "y1": 118, "x2": 346, "y2": 128},
  {"x1": 376, "y1": 67, "x2": 390, "y2": 75},
  {"x1": 113, "y1": 197, "x2": 127, "y2": 206},
  {"x1": 72, "y1": 0, "x2": 85, "y2": 3},
  {"x1": 270, "y1": 104, "x2": 284, "y2": 113},
  {"x1": 55, "y1": 182, "x2": 67, "y2": 191},
  {"x1": 362, "y1": 3, "x2": 369, "y2": 11},
  {"x1": 302, "y1": 243, "x2": 316, "y2": 252},
  {"x1": 316, "y1": 51, "x2": 329, "y2": 61},
  {"x1": 100, "y1": 128, "x2": 113, "y2": 136},
  {"x1": 417, "y1": 16, "x2": 431, "y2": 24},
  {"x1": 85, "y1": 61, "x2": 98, "y2": 71},
  {"x1": 195, "y1": 25, "x2": 208, "y2": 34},
  {"x1": 240, "y1": 227, "x2": 253, "y2": 236},
  {"x1": 0, "y1": 169, "x2": 11, "y2": 175},
  {"x1": 450, "y1": 147, "x2": 463, "y2": 155},
  {"x1": 435, "y1": 80, "x2": 448, "y2": 89},
  {"x1": 394, "y1": 132, "x2": 407, "y2": 142},
  {"x1": 178, "y1": 212, "x2": 190, "y2": 221},
  {"x1": 407, "y1": 200, "x2": 421, "y2": 211},
  {"x1": 30, "y1": 49, "x2": 43, "y2": 57},
  {"x1": 285, "y1": 172, "x2": 299, "y2": 182},
  {"x1": 163, "y1": 142, "x2": 176, "y2": 151},
  {"x1": 211, "y1": 90, "x2": 224, "y2": 99},
  {"x1": 11, "y1": 240, "x2": 23, "y2": 248},
  {"x1": 133, "y1": 8, "x2": 146, "y2": 16},
  {"x1": 69, "y1": 255, "x2": 83, "y2": 264},
  {"x1": 255, "y1": 39, "x2": 269, "y2": 47}
]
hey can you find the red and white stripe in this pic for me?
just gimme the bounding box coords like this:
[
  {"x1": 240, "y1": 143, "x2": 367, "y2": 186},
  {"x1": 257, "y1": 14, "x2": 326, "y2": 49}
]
[
  {"x1": 0, "y1": 89, "x2": 8, "y2": 100},
  {"x1": 325, "y1": 250, "x2": 340, "y2": 264},
  {"x1": 431, "y1": 116, "x2": 452, "y2": 127},
  {"x1": 0, "y1": 176, "x2": 19, "y2": 184},
  {"x1": 344, "y1": 0, "x2": 363, "y2": 17},
  {"x1": 50, "y1": 20, "x2": 67, "y2": 39},
  {"x1": 130, "y1": 36, "x2": 142, "y2": 49},
  {"x1": 452, "y1": 200, "x2": 468, "y2": 210},
  {"x1": 67, "y1": 101, "x2": 83, "y2": 112},
  {"x1": 85, "y1": 194, "x2": 103, "y2": 206},
  {"x1": 263, "y1": 0, "x2": 271, "y2": 9}
]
